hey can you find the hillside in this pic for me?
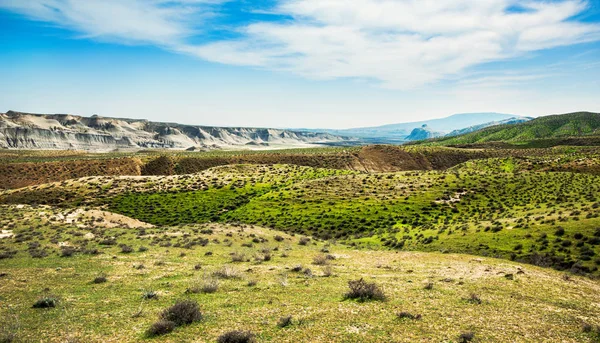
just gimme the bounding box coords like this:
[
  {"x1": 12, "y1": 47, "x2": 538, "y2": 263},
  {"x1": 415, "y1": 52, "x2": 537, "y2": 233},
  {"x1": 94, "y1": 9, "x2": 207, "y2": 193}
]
[
  {"x1": 0, "y1": 111, "x2": 351, "y2": 151},
  {"x1": 427, "y1": 112, "x2": 600, "y2": 146},
  {"x1": 2, "y1": 206, "x2": 599, "y2": 342}
]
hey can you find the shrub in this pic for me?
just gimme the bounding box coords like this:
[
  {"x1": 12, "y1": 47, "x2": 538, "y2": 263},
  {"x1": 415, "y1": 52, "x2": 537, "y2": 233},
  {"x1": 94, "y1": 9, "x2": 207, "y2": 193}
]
[
  {"x1": 344, "y1": 278, "x2": 386, "y2": 302},
  {"x1": 423, "y1": 281, "x2": 434, "y2": 290},
  {"x1": 146, "y1": 320, "x2": 176, "y2": 337},
  {"x1": 217, "y1": 330, "x2": 256, "y2": 343},
  {"x1": 32, "y1": 296, "x2": 58, "y2": 308},
  {"x1": 142, "y1": 290, "x2": 159, "y2": 300},
  {"x1": 60, "y1": 246, "x2": 76, "y2": 257},
  {"x1": 138, "y1": 246, "x2": 149, "y2": 252},
  {"x1": 291, "y1": 265, "x2": 303, "y2": 272},
  {"x1": 274, "y1": 235, "x2": 284, "y2": 242},
  {"x1": 160, "y1": 300, "x2": 202, "y2": 326},
  {"x1": 119, "y1": 244, "x2": 134, "y2": 253},
  {"x1": 277, "y1": 316, "x2": 293, "y2": 328},
  {"x1": 298, "y1": 237, "x2": 310, "y2": 246},
  {"x1": 93, "y1": 275, "x2": 107, "y2": 284},
  {"x1": 458, "y1": 332, "x2": 475, "y2": 343}
]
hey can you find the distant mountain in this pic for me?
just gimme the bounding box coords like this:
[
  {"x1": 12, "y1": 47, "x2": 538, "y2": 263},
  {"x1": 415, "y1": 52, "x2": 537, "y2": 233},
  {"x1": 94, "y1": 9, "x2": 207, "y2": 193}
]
[
  {"x1": 298, "y1": 113, "x2": 527, "y2": 142},
  {"x1": 426, "y1": 112, "x2": 600, "y2": 146},
  {"x1": 405, "y1": 125, "x2": 445, "y2": 141},
  {"x1": 446, "y1": 117, "x2": 533, "y2": 137},
  {"x1": 0, "y1": 111, "x2": 352, "y2": 151}
]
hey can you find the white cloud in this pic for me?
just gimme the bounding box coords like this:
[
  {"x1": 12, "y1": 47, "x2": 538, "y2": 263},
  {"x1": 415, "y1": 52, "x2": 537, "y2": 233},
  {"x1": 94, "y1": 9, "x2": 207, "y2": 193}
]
[
  {"x1": 2, "y1": 0, "x2": 599, "y2": 89},
  {"x1": 0, "y1": 0, "x2": 224, "y2": 45}
]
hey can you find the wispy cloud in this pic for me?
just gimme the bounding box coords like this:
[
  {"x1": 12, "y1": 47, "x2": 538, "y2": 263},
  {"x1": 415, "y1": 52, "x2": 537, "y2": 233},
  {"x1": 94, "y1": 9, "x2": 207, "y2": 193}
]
[{"x1": 2, "y1": 0, "x2": 599, "y2": 89}]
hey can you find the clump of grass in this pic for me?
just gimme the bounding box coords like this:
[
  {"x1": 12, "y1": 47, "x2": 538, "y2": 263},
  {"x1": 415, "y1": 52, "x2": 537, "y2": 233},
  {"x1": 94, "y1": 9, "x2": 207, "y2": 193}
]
[
  {"x1": 146, "y1": 320, "x2": 176, "y2": 337},
  {"x1": 423, "y1": 281, "x2": 434, "y2": 290},
  {"x1": 465, "y1": 293, "x2": 482, "y2": 304},
  {"x1": 298, "y1": 237, "x2": 310, "y2": 246},
  {"x1": 322, "y1": 265, "x2": 334, "y2": 277},
  {"x1": 160, "y1": 300, "x2": 202, "y2": 326},
  {"x1": 344, "y1": 278, "x2": 386, "y2": 302},
  {"x1": 458, "y1": 332, "x2": 475, "y2": 343},
  {"x1": 247, "y1": 280, "x2": 257, "y2": 287},
  {"x1": 119, "y1": 244, "x2": 133, "y2": 253},
  {"x1": 396, "y1": 312, "x2": 422, "y2": 320},
  {"x1": 0, "y1": 315, "x2": 20, "y2": 343},
  {"x1": 212, "y1": 266, "x2": 241, "y2": 279},
  {"x1": 277, "y1": 316, "x2": 293, "y2": 328},
  {"x1": 60, "y1": 246, "x2": 76, "y2": 257},
  {"x1": 291, "y1": 264, "x2": 303, "y2": 272},
  {"x1": 92, "y1": 274, "x2": 107, "y2": 284},
  {"x1": 187, "y1": 274, "x2": 219, "y2": 294},
  {"x1": 147, "y1": 300, "x2": 202, "y2": 336},
  {"x1": 142, "y1": 290, "x2": 159, "y2": 300},
  {"x1": 32, "y1": 296, "x2": 58, "y2": 309},
  {"x1": 217, "y1": 330, "x2": 256, "y2": 343},
  {"x1": 312, "y1": 254, "x2": 328, "y2": 265},
  {"x1": 231, "y1": 252, "x2": 246, "y2": 262}
]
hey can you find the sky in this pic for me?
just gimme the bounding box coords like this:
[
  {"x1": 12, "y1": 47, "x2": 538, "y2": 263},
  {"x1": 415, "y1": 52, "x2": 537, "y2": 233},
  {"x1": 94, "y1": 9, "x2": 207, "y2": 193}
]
[{"x1": 0, "y1": 0, "x2": 599, "y2": 129}]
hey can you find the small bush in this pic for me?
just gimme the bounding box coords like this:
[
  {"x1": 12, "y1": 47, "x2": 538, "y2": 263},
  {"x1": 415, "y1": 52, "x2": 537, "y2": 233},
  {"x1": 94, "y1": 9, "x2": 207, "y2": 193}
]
[
  {"x1": 142, "y1": 290, "x2": 159, "y2": 300},
  {"x1": 423, "y1": 281, "x2": 434, "y2": 290},
  {"x1": 217, "y1": 330, "x2": 256, "y2": 343},
  {"x1": 60, "y1": 246, "x2": 76, "y2": 257},
  {"x1": 274, "y1": 235, "x2": 285, "y2": 242},
  {"x1": 298, "y1": 237, "x2": 310, "y2": 246},
  {"x1": 138, "y1": 246, "x2": 149, "y2": 252},
  {"x1": 344, "y1": 278, "x2": 386, "y2": 302},
  {"x1": 32, "y1": 296, "x2": 57, "y2": 308},
  {"x1": 160, "y1": 300, "x2": 202, "y2": 326},
  {"x1": 458, "y1": 332, "x2": 475, "y2": 343},
  {"x1": 146, "y1": 320, "x2": 176, "y2": 337},
  {"x1": 119, "y1": 244, "x2": 134, "y2": 253},
  {"x1": 93, "y1": 275, "x2": 107, "y2": 284},
  {"x1": 277, "y1": 316, "x2": 293, "y2": 328}
]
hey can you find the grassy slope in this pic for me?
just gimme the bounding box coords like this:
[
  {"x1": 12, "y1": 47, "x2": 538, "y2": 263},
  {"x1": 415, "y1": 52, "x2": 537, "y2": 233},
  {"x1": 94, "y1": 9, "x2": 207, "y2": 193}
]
[
  {"x1": 425, "y1": 112, "x2": 600, "y2": 146},
  {"x1": 1, "y1": 205, "x2": 599, "y2": 342},
  {"x1": 2, "y1": 159, "x2": 600, "y2": 276}
]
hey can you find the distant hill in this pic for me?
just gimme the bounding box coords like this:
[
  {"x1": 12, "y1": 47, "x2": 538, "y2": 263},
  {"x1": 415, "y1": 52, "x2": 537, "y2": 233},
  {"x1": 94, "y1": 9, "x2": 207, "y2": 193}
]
[
  {"x1": 298, "y1": 113, "x2": 527, "y2": 142},
  {"x1": 446, "y1": 117, "x2": 533, "y2": 137},
  {"x1": 0, "y1": 111, "x2": 353, "y2": 151},
  {"x1": 426, "y1": 112, "x2": 600, "y2": 146},
  {"x1": 405, "y1": 125, "x2": 444, "y2": 141}
]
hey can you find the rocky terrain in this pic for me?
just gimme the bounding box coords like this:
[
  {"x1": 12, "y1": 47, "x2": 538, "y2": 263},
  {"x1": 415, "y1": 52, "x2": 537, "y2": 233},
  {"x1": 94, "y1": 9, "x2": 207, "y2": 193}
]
[{"x1": 0, "y1": 111, "x2": 350, "y2": 151}]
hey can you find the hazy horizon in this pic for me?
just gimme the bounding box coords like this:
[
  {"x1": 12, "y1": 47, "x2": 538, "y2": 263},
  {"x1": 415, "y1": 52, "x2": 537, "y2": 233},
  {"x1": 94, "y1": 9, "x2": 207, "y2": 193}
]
[{"x1": 1, "y1": 0, "x2": 599, "y2": 128}]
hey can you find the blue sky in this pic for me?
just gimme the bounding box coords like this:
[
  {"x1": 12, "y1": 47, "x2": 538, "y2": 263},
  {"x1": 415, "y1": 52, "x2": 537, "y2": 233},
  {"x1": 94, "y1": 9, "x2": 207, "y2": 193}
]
[{"x1": 1, "y1": 0, "x2": 599, "y2": 129}]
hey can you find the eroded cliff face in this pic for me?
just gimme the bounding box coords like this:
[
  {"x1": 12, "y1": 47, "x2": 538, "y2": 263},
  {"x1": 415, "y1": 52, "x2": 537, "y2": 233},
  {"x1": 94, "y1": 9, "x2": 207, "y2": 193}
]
[{"x1": 0, "y1": 111, "x2": 347, "y2": 151}]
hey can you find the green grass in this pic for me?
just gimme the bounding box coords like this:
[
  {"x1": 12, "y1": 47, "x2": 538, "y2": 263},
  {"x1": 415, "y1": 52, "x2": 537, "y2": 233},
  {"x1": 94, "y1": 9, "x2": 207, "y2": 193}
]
[{"x1": 0, "y1": 205, "x2": 599, "y2": 342}]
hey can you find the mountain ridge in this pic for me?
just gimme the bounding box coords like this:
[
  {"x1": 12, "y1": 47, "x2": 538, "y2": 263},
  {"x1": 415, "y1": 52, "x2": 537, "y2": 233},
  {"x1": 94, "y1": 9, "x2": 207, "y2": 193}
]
[{"x1": 0, "y1": 110, "x2": 352, "y2": 151}]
